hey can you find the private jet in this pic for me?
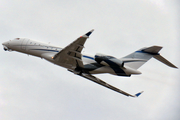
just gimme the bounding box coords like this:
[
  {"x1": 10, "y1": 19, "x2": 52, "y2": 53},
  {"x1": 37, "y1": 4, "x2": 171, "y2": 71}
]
[{"x1": 2, "y1": 30, "x2": 178, "y2": 97}]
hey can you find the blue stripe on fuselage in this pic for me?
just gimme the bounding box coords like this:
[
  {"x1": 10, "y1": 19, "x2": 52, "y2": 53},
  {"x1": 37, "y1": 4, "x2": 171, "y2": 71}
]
[
  {"x1": 30, "y1": 49, "x2": 59, "y2": 52},
  {"x1": 83, "y1": 55, "x2": 94, "y2": 60}
]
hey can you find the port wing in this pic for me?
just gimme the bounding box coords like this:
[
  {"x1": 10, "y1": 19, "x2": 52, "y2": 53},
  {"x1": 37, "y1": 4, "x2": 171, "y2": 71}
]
[{"x1": 80, "y1": 73, "x2": 143, "y2": 97}]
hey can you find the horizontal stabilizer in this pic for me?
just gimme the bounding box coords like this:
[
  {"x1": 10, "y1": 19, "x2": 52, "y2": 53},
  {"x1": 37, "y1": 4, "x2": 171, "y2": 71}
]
[
  {"x1": 153, "y1": 55, "x2": 178, "y2": 68},
  {"x1": 142, "y1": 46, "x2": 162, "y2": 54}
]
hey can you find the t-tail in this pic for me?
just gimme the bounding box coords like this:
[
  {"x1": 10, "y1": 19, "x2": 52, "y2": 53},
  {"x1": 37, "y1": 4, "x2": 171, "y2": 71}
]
[{"x1": 121, "y1": 46, "x2": 178, "y2": 70}]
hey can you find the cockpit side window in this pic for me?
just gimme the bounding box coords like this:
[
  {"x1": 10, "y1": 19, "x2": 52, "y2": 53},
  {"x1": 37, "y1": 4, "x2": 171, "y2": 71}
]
[{"x1": 16, "y1": 38, "x2": 20, "y2": 40}]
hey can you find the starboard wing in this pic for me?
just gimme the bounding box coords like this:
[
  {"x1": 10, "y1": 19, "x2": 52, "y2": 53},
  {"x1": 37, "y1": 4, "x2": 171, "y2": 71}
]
[{"x1": 53, "y1": 29, "x2": 94, "y2": 69}]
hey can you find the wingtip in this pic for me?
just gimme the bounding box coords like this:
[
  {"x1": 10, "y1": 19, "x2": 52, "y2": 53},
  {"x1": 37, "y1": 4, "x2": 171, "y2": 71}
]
[
  {"x1": 134, "y1": 91, "x2": 144, "y2": 97},
  {"x1": 85, "y1": 29, "x2": 94, "y2": 37},
  {"x1": 91, "y1": 29, "x2": 94, "y2": 32}
]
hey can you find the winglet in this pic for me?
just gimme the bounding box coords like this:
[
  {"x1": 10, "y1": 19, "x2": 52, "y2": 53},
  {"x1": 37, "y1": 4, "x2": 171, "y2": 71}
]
[
  {"x1": 83, "y1": 29, "x2": 94, "y2": 37},
  {"x1": 134, "y1": 91, "x2": 144, "y2": 97}
]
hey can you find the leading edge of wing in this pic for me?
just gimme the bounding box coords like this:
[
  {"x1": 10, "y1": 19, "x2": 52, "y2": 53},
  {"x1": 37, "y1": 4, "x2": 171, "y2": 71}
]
[{"x1": 80, "y1": 73, "x2": 143, "y2": 97}]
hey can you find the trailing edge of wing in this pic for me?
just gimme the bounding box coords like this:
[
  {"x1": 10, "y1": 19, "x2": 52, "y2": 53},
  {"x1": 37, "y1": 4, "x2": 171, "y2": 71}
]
[{"x1": 80, "y1": 73, "x2": 143, "y2": 97}]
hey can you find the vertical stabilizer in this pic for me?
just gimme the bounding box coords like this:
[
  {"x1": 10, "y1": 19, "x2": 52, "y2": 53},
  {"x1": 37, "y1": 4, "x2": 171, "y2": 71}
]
[{"x1": 121, "y1": 46, "x2": 162, "y2": 69}]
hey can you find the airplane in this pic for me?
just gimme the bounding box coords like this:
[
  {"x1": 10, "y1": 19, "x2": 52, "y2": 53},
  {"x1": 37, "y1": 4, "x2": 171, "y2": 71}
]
[{"x1": 2, "y1": 29, "x2": 178, "y2": 97}]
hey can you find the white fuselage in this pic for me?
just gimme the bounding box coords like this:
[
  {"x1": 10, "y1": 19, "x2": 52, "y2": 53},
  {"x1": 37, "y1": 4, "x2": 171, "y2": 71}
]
[{"x1": 2, "y1": 38, "x2": 141, "y2": 76}]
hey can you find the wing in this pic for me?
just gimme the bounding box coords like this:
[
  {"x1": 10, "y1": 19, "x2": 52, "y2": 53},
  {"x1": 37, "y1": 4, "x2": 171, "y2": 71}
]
[
  {"x1": 53, "y1": 29, "x2": 94, "y2": 69},
  {"x1": 80, "y1": 73, "x2": 143, "y2": 97}
]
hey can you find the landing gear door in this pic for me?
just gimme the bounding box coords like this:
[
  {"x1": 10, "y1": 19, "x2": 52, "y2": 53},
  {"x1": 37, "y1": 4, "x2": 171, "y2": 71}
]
[{"x1": 21, "y1": 39, "x2": 29, "y2": 50}]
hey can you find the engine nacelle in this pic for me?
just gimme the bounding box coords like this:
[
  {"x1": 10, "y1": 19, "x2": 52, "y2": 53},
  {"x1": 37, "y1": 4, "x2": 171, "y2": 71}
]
[{"x1": 95, "y1": 53, "x2": 124, "y2": 67}]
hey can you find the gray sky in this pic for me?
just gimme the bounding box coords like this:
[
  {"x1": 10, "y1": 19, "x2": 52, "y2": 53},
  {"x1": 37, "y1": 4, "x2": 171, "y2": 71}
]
[{"x1": 1, "y1": 0, "x2": 179, "y2": 120}]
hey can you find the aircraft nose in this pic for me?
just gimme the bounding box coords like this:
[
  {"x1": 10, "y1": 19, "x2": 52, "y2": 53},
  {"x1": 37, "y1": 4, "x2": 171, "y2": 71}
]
[
  {"x1": 2, "y1": 41, "x2": 9, "y2": 46},
  {"x1": 2, "y1": 41, "x2": 10, "y2": 51},
  {"x1": 2, "y1": 42, "x2": 5, "y2": 46}
]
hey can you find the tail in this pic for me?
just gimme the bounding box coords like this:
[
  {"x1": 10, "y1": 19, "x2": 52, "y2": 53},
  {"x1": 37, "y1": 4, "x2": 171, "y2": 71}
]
[{"x1": 120, "y1": 46, "x2": 178, "y2": 69}]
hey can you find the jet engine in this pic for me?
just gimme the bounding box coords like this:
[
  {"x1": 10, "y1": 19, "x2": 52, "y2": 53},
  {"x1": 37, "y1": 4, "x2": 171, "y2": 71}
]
[{"x1": 95, "y1": 53, "x2": 124, "y2": 67}]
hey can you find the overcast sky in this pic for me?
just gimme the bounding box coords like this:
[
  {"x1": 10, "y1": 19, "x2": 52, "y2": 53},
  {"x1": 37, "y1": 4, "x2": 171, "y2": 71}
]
[{"x1": 1, "y1": 0, "x2": 179, "y2": 120}]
